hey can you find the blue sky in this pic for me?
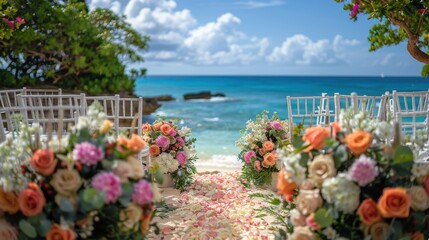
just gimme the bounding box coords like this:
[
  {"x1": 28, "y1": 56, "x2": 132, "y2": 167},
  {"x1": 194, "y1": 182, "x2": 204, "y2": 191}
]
[{"x1": 88, "y1": 0, "x2": 423, "y2": 76}]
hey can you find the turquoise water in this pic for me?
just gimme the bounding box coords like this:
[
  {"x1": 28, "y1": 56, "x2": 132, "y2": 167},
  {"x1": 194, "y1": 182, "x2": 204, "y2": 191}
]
[{"x1": 136, "y1": 76, "x2": 429, "y2": 168}]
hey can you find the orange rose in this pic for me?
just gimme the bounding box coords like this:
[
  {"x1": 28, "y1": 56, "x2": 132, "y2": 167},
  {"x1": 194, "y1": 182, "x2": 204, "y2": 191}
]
[
  {"x1": 18, "y1": 183, "x2": 46, "y2": 216},
  {"x1": 330, "y1": 121, "x2": 341, "y2": 137},
  {"x1": 142, "y1": 123, "x2": 152, "y2": 133},
  {"x1": 160, "y1": 124, "x2": 172, "y2": 135},
  {"x1": 0, "y1": 188, "x2": 19, "y2": 214},
  {"x1": 262, "y1": 152, "x2": 276, "y2": 167},
  {"x1": 127, "y1": 134, "x2": 147, "y2": 152},
  {"x1": 117, "y1": 136, "x2": 129, "y2": 152},
  {"x1": 46, "y1": 224, "x2": 76, "y2": 240},
  {"x1": 141, "y1": 210, "x2": 153, "y2": 236},
  {"x1": 411, "y1": 232, "x2": 424, "y2": 240},
  {"x1": 302, "y1": 126, "x2": 329, "y2": 151},
  {"x1": 149, "y1": 145, "x2": 160, "y2": 157},
  {"x1": 262, "y1": 141, "x2": 275, "y2": 152},
  {"x1": 277, "y1": 168, "x2": 297, "y2": 197},
  {"x1": 377, "y1": 188, "x2": 411, "y2": 218},
  {"x1": 30, "y1": 149, "x2": 57, "y2": 176},
  {"x1": 345, "y1": 130, "x2": 372, "y2": 155},
  {"x1": 358, "y1": 198, "x2": 382, "y2": 225},
  {"x1": 153, "y1": 122, "x2": 163, "y2": 130}
]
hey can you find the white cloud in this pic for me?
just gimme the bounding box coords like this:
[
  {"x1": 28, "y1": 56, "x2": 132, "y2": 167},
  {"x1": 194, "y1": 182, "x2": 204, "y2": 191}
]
[
  {"x1": 268, "y1": 34, "x2": 360, "y2": 65},
  {"x1": 233, "y1": 0, "x2": 285, "y2": 8},
  {"x1": 89, "y1": 0, "x2": 122, "y2": 14}
]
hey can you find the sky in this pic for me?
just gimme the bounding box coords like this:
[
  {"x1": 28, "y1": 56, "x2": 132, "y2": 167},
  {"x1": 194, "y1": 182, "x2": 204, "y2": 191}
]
[{"x1": 87, "y1": 0, "x2": 424, "y2": 76}]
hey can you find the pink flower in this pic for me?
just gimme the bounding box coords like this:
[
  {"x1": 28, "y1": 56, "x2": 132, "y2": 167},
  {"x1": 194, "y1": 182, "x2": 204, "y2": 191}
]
[
  {"x1": 270, "y1": 121, "x2": 283, "y2": 130},
  {"x1": 15, "y1": 17, "x2": 25, "y2": 25},
  {"x1": 73, "y1": 142, "x2": 104, "y2": 166},
  {"x1": 425, "y1": 176, "x2": 429, "y2": 196},
  {"x1": 244, "y1": 151, "x2": 256, "y2": 164},
  {"x1": 169, "y1": 129, "x2": 177, "y2": 137},
  {"x1": 2, "y1": 17, "x2": 14, "y2": 30},
  {"x1": 254, "y1": 160, "x2": 261, "y2": 171},
  {"x1": 176, "y1": 137, "x2": 185, "y2": 146},
  {"x1": 132, "y1": 180, "x2": 154, "y2": 206},
  {"x1": 176, "y1": 151, "x2": 187, "y2": 165},
  {"x1": 350, "y1": 0, "x2": 360, "y2": 17},
  {"x1": 156, "y1": 136, "x2": 170, "y2": 148},
  {"x1": 92, "y1": 172, "x2": 122, "y2": 204},
  {"x1": 348, "y1": 155, "x2": 378, "y2": 186},
  {"x1": 418, "y1": 8, "x2": 427, "y2": 15},
  {"x1": 306, "y1": 213, "x2": 321, "y2": 230}
]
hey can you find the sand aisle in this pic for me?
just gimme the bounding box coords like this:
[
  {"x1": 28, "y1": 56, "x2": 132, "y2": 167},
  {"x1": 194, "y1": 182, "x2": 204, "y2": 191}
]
[{"x1": 148, "y1": 171, "x2": 282, "y2": 240}]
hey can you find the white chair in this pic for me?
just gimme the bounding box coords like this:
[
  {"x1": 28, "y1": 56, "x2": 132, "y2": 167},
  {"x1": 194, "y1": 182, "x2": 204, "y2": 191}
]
[
  {"x1": 334, "y1": 93, "x2": 388, "y2": 121},
  {"x1": 0, "y1": 111, "x2": 6, "y2": 143},
  {"x1": 391, "y1": 90, "x2": 429, "y2": 116},
  {"x1": 86, "y1": 95, "x2": 120, "y2": 133},
  {"x1": 286, "y1": 93, "x2": 335, "y2": 140},
  {"x1": 395, "y1": 111, "x2": 429, "y2": 139}
]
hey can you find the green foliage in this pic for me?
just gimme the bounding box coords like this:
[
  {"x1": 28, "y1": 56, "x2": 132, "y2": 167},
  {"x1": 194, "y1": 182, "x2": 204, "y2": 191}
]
[
  {"x1": 334, "y1": 0, "x2": 429, "y2": 75},
  {"x1": 0, "y1": 0, "x2": 148, "y2": 95},
  {"x1": 171, "y1": 155, "x2": 198, "y2": 192}
]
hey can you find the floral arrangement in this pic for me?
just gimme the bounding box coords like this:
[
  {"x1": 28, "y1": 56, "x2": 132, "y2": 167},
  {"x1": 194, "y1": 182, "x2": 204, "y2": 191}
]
[
  {"x1": 0, "y1": 103, "x2": 157, "y2": 239},
  {"x1": 142, "y1": 119, "x2": 197, "y2": 192},
  {"x1": 236, "y1": 111, "x2": 289, "y2": 187},
  {"x1": 278, "y1": 108, "x2": 429, "y2": 240}
]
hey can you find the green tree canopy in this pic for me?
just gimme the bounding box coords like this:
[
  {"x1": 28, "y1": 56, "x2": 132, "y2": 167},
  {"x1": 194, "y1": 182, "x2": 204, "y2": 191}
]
[
  {"x1": 335, "y1": 0, "x2": 429, "y2": 76},
  {"x1": 0, "y1": 0, "x2": 149, "y2": 95}
]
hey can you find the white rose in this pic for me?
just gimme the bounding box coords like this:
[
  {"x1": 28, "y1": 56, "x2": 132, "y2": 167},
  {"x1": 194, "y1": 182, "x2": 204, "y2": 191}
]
[
  {"x1": 408, "y1": 186, "x2": 429, "y2": 211},
  {"x1": 322, "y1": 174, "x2": 360, "y2": 213},
  {"x1": 118, "y1": 203, "x2": 143, "y2": 232}
]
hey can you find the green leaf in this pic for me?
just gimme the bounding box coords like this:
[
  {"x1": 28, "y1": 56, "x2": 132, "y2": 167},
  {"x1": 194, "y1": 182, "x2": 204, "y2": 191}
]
[
  {"x1": 270, "y1": 198, "x2": 281, "y2": 205},
  {"x1": 80, "y1": 188, "x2": 104, "y2": 212},
  {"x1": 314, "y1": 208, "x2": 334, "y2": 228},
  {"x1": 393, "y1": 145, "x2": 414, "y2": 164},
  {"x1": 101, "y1": 159, "x2": 114, "y2": 170},
  {"x1": 333, "y1": 144, "x2": 348, "y2": 168},
  {"x1": 299, "y1": 152, "x2": 310, "y2": 167},
  {"x1": 37, "y1": 219, "x2": 52, "y2": 237},
  {"x1": 59, "y1": 197, "x2": 75, "y2": 212},
  {"x1": 292, "y1": 137, "x2": 304, "y2": 149},
  {"x1": 19, "y1": 220, "x2": 37, "y2": 238},
  {"x1": 118, "y1": 182, "x2": 133, "y2": 206},
  {"x1": 155, "y1": 169, "x2": 164, "y2": 184}
]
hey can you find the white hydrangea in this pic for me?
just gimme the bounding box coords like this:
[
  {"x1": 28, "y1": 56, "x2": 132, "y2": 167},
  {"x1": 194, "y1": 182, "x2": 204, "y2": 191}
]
[
  {"x1": 178, "y1": 127, "x2": 191, "y2": 137},
  {"x1": 281, "y1": 152, "x2": 306, "y2": 185},
  {"x1": 411, "y1": 163, "x2": 429, "y2": 178},
  {"x1": 375, "y1": 121, "x2": 393, "y2": 140},
  {"x1": 49, "y1": 136, "x2": 69, "y2": 152},
  {"x1": 151, "y1": 152, "x2": 179, "y2": 174},
  {"x1": 322, "y1": 173, "x2": 360, "y2": 214},
  {"x1": 75, "y1": 102, "x2": 106, "y2": 132}
]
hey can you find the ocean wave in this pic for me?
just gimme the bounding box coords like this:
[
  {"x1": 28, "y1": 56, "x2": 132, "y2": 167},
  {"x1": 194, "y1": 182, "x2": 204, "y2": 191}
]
[
  {"x1": 187, "y1": 97, "x2": 239, "y2": 103},
  {"x1": 203, "y1": 117, "x2": 220, "y2": 122},
  {"x1": 195, "y1": 154, "x2": 242, "y2": 169}
]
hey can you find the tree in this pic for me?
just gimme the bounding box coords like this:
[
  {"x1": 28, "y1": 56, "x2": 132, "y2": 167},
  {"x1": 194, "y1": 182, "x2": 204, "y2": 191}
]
[
  {"x1": 335, "y1": 0, "x2": 429, "y2": 76},
  {"x1": 0, "y1": 0, "x2": 149, "y2": 95}
]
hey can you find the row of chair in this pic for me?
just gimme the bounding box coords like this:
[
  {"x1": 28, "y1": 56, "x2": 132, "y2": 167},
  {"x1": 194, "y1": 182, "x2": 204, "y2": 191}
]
[
  {"x1": 0, "y1": 88, "x2": 144, "y2": 142},
  {"x1": 286, "y1": 90, "x2": 429, "y2": 140}
]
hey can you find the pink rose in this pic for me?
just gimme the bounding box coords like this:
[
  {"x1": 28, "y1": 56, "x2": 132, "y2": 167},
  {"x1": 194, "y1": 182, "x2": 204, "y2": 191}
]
[
  {"x1": 425, "y1": 176, "x2": 429, "y2": 196},
  {"x1": 244, "y1": 151, "x2": 256, "y2": 164},
  {"x1": 270, "y1": 121, "x2": 283, "y2": 130},
  {"x1": 169, "y1": 130, "x2": 177, "y2": 137},
  {"x1": 156, "y1": 136, "x2": 170, "y2": 148},
  {"x1": 306, "y1": 213, "x2": 321, "y2": 230},
  {"x1": 176, "y1": 151, "x2": 187, "y2": 165},
  {"x1": 254, "y1": 161, "x2": 261, "y2": 171}
]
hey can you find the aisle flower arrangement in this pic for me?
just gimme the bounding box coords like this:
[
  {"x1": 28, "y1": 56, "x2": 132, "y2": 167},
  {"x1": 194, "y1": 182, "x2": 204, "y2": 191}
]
[
  {"x1": 236, "y1": 111, "x2": 289, "y2": 187},
  {"x1": 278, "y1": 108, "x2": 429, "y2": 240},
  {"x1": 142, "y1": 119, "x2": 197, "y2": 192},
  {"x1": 0, "y1": 103, "x2": 157, "y2": 239}
]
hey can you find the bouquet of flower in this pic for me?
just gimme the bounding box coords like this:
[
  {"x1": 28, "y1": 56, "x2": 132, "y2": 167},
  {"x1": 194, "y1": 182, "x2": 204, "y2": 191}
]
[
  {"x1": 236, "y1": 111, "x2": 289, "y2": 187},
  {"x1": 278, "y1": 108, "x2": 429, "y2": 240},
  {"x1": 0, "y1": 103, "x2": 157, "y2": 240},
  {"x1": 142, "y1": 119, "x2": 197, "y2": 192}
]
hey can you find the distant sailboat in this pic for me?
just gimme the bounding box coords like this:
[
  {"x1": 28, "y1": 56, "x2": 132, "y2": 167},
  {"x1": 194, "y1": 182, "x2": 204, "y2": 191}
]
[{"x1": 381, "y1": 72, "x2": 385, "y2": 78}]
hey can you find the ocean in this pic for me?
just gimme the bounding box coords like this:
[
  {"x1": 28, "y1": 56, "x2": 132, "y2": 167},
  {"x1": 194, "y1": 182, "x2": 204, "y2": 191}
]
[{"x1": 136, "y1": 76, "x2": 429, "y2": 169}]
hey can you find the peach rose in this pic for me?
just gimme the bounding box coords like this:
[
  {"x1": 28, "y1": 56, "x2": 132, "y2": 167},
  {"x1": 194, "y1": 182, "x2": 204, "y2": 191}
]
[
  {"x1": 116, "y1": 136, "x2": 129, "y2": 152},
  {"x1": 290, "y1": 226, "x2": 314, "y2": 240},
  {"x1": 407, "y1": 186, "x2": 429, "y2": 211},
  {"x1": 46, "y1": 224, "x2": 76, "y2": 240},
  {"x1": 300, "y1": 179, "x2": 316, "y2": 190},
  {"x1": 262, "y1": 153, "x2": 276, "y2": 167},
  {"x1": 142, "y1": 123, "x2": 152, "y2": 133},
  {"x1": 153, "y1": 122, "x2": 163, "y2": 130},
  {"x1": 127, "y1": 134, "x2": 147, "y2": 152},
  {"x1": 290, "y1": 209, "x2": 306, "y2": 227},
  {"x1": 127, "y1": 157, "x2": 145, "y2": 180},
  {"x1": 357, "y1": 198, "x2": 382, "y2": 225},
  {"x1": 160, "y1": 124, "x2": 172, "y2": 135},
  {"x1": 411, "y1": 232, "x2": 424, "y2": 240},
  {"x1": 50, "y1": 169, "x2": 82, "y2": 196},
  {"x1": 254, "y1": 160, "x2": 261, "y2": 171},
  {"x1": 262, "y1": 141, "x2": 275, "y2": 152},
  {"x1": 141, "y1": 210, "x2": 153, "y2": 235},
  {"x1": 308, "y1": 154, "x2": 336, "y2": 186},
  {"x1": 112, "y1": 161, "x2": 133, "y2": 183},
  {"x1": 30, "y1": 149, "x2": 57, "y2": 176},
  {"x1": 363, "y1": 221, "x2": 389, "y2": 240},
  {"x1": 377, "y1": 188, "x2": 411, "y2": 218},
  {"x1": 18, "y1": 183, "x2": 46, "y2": 216},
  {"x1": 119, "y1": 203, "x2": 143, "y2": 232},
  {"x1": 330, "y1": 121, "x2": 341, "y2": 137},
  {"x1": 0, "y1": 219, "x2": 18, "y2": 240},
  {"x1": 149, "y1": 145, "x2": 161, "y2": 157},
  {"x1": 302, "y1": 126, "x2": 329, "y2": 151},
  {"x1": 296, "y1": 189, "x2": 323, "y2": 215},
  {"x1": 99, "y1": 119, "x2": 113, "y2": 134},
  {"x1": 277, "y1": 168, "x2": 297, "y2": 197},
  {"x1": 345, "y1": 130, "x2": 372, "y2": 155},
  {"x1": 0, "y1": 188, "x2": 19, "y2": 214}
]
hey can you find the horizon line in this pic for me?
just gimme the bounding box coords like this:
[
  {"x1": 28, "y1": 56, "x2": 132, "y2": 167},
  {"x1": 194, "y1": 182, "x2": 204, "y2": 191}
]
[{"x1": 142, "y1": 74, "x2": 423, "y2": 78}]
